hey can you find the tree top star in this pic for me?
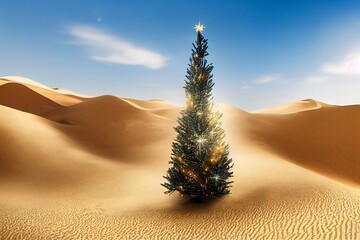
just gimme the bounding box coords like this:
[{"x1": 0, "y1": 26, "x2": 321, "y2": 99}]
[{"x1": 194, "y1": 22, "x2": 205, "y2": 33}]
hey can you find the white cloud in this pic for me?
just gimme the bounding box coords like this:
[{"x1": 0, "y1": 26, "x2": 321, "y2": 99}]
[
  {"x1": 302, "y1": 52, "x2": 360, "y2": 86},
  {"x1": 67, "y1": 25, "x2": 167, "y2": 69},
  {"x1": 253, "y1": 74, "x2": 281, "y2": 84},
  {"x1": 303, "y1": 75, "x2": 328, "y2": 85},
  {"x1": 322, "y1": 53, "x2": 360, "y2": 76}
]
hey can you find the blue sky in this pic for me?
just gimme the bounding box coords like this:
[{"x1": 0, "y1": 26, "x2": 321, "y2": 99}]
[{"x1": 1, "y1": 0, "x2": 360, "y2": 110}]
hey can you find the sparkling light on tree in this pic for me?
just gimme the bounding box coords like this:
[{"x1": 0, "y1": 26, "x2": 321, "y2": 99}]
[{"x1": 161, "y1": 23, "x2": 233, "y2": 200}]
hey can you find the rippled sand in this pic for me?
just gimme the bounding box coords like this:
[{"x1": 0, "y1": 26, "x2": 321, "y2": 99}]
[{"x1": 1, "y1": 76, "x2": 359, "y2": 239}]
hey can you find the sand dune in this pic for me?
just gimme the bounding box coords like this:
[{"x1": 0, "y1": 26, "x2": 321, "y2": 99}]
[
  {"x1": 45, "y1": 95, "x2": 176, "y2": 160},
  {"x1": 0, "y1": 104, "x2": 102, "y2": 190},
  {"x1": 253, "y1": 98, "x2": 331, "y2": 114},
  {"x1": 52, "y1": 88, "x2": 93, "y2": 98},
  {"x1": 122, "y1": 97, "x2": 176, "y2": 110},
  {"x1": 0, "y1": 77, "x2": 87, "y2": 106},
  {"x1": 247, "y1": 105, "x2": 360, "y2": 186},
  {"x1": 122, "y1": 98, "x2": 180, "y2": 119},
  {"x1": 0, "y1": 82, "x2": 63, "y2": 116},
  {"x1": 0, "y1": 76, "x2": 51, "y2": 89},
  {"x1": 1, "y1": 78, "x2": 360, "y2": 239}
]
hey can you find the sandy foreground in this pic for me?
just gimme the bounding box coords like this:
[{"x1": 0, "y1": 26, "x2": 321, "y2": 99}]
[{"x1": 0, "y1": 76, "x2": 360, "y2": 239}]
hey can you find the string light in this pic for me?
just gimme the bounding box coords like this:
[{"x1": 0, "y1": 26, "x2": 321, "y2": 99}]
[
  {"x1": 212, "y1": 175, "x2": 220, "y2": 181},
  {"x1": 198, "y1": 73, "x2": 204, "y2": 81},
  {"x1": 187, "y1": 100, "x2": 194, "y2": 109},
  {"x1": 177, "y1": 156, "x2": 185, "y2": 163},
  {"x1": 214, "y1": 145, "x2": 224, "y2": 153},
  {"x1": 197, "y1": 136, "x2": 206, "y2": 153},
  {"x1": 187, "y1": 95, "x2": 194, "y2": 109}
]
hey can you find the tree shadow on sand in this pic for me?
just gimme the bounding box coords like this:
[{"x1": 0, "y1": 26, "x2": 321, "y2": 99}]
[{"x1": 165, "y1": 187, "x2": 270, "y2": 214}]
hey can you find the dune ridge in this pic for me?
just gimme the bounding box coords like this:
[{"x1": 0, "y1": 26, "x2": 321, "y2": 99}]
[
  {"x1": 1, "y1": 78, "x2": 360, "y2": 239},
  {"x1": 0, "y1": 76, "x2": 51, "y2": 89},
  {"x1": 253, "y1": 98, "x2": 331, "y2": 114},
  {"x1": 223, "y1": 102, "x2": 360, "y2": 186},
  {"x1": 0, "y1": 82, "x2": 63, "y2": 116},
  {"x1": 44, "y1": 95, "x2": 175, "y2": 160},
  {"x1": 0, "y1": 77, "x2": 87, "y2": 106}
]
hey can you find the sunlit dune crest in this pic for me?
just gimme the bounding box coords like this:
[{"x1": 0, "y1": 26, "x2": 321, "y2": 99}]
[
  {"x1": 1, "y1": 75, "x2": 51, "y2": 89},
  {"x1": 252, "y1": 98, "x2": 332, "y2": 114},
  {"x1": 1, "y1": 78, "x2": 360, "y2": 239},
  {"x1": 0, "y1": 76, "x2": 91, "y2": 101}
]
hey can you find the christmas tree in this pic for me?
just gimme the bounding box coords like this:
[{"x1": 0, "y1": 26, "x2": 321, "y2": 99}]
[{"x1": 162, "y1": 23, "x2": 233, "y2": 200}]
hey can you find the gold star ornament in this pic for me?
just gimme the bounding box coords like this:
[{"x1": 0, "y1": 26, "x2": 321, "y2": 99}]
[{"x1": 194, "y1": 22, "x2": 205, "y2": 33}]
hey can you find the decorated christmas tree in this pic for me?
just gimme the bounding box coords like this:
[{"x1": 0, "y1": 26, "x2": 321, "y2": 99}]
[{"x1": 162, "y1": 23, "x2": 233, "y2": 200}]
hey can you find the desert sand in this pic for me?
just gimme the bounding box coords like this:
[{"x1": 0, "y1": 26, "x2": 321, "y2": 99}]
[{"x1": 0, "y1": 76, "x2": 360, "y2": 239}]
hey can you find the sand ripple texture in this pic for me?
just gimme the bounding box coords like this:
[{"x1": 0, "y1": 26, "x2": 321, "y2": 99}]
[
  {"x1": 1, "y1": 78, "x2": 360, "y2": 239},
  {"x1": 1, "y1": 185, "x2": 360, "y2": 240}
]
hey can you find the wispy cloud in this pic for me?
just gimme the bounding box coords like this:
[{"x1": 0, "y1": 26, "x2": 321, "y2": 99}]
[
  {"x1": 253, "y1": 74, "x2": 281, "y2": 84},
  {"x1": 322, "y1": 53, "x2": 360, "y2": 76},
  {"x1": 236, "y1": 74, "x2": 281, "y2": 91},
  {"x1": 67, "y1": 25, "x2": 167, "y2": 69},
  {"x1": 303, "y1": 75, "x2": 328, "y2": 85},
  {"x1": 302, "y1": 52, "x2": 360, "y2": 86}
]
